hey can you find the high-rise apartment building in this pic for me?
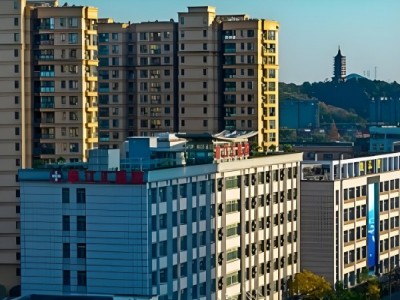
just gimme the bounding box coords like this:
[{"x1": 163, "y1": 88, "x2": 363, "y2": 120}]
[
  {"x1": 97, "y1": 19, "x2": 129, "y2": 148},
  {"x1": 0, "y1": 0, "x2": 98, "y2": 295},
  {"x1": 97, "y1": 6, "x2": 279, "y2": 151},
  {"x1": 19, "y1": 134, "x2": 301, "y2": 299},
  {"x1": 301, "y1": 153, "x2": 400, "y2": 287}
]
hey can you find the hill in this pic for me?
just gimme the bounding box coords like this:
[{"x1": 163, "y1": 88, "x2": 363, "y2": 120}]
[{"x1": 280, "y1": 79, "x2": 400, "y2": 120}]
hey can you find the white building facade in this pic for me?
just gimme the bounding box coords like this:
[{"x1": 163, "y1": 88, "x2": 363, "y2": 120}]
[
  {"x1": 19, "y1": 136, "x2": 302, "y2": 300},
  {"x1": 301, "y1": 153, "x2": 400, "y2": 287}
]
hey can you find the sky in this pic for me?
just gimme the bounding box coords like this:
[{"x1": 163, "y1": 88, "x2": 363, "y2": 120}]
[{"x1": 67, "y1": 0, "x2": 400, "y2": 84}]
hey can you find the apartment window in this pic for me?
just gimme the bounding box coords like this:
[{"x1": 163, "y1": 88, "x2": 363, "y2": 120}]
[
  {"x1": 180, "y1": 17, "x2": 184, "y2": 25},
  {"x1": 77, "y1": 243, "x2": 86, "y2": 259},
  {"x1": 15, "y1": 159, "x2": 20, "y2": 166},
  {"x1": 180, "y1": 43, "x2": 185, "y2": 50},
  {"x1": 203, "y1": 82, "x2": 207, "y2": 89},
  {"x1": 15, "y1": 143, "x2": 19, "y2": 151},
  {"x1": 203, "y1": 95, "x2": 207, "y2": 101},
  {"x1": 62, "y1": 216, "x2": 70, "y2": 231},
  {"x1": 203, "y1": 30, "x2": 207, "y2": 37},
  {"x1": 77, "y1": 216, "x2": 86, "y2": 231},
  {"x1": 16, "y1": 189, "x2": 20, "y2": 198},
  {"x1": 77, "y1": 271, "x2": 87, "y2": 286},
  {"x1": 203, "y1": 56, "x2": 207, "y2": 63},
  {"x1": 69, "y1": 49, "x2": 77, "y2": 58},
  {"x1": 181, "y1": 120, "x2": 185, "y2": 126},
  {"x1": 112, "y1": 33, "x2": 118, "y2": 40},
  {"x1": 15, "y1": 127, "x2": 20, "y2": 136},
  {"x1": 63, "y1": 243, "x2": 70, "y2": 258},
  {"x1": 69, "y1": 80, "x2": 78, "y2": 89},
  {"x1": 68, "y1": 33, "x2": 78, "y2": 44},
  {"x1": 203, "y1": 69, "x2": 207, "y2": 76},
  {"x1": 68, "y1": 17, "x2": 78, "y2": 28},
  {"x1": 14, "y1": 49, "x2": 19, "y2": 57},
  {"x1": 203, "y1": 43, "x2": 207, "y2": 50},
  {"x1": 181, "y1": 56, "x2": 185, "y2": 63},
  {"x1": 77, "y1": 188, "x2": 85, "y2": 203},
  {"x1": 62, "y1": 188, "x2": 70, "y2": 203},
  {"x1": 14, "y1": 80, "x2": 19, "y2": 88},
  {"x1": 14, "y1": 33, "x2": 19, "y2": 42},
  {"x1": 14, "y1": 65, "x2": 19, "y2": 73},
  {"x1": 203, "y1": 120, "x2": 208, "y2": 127}
]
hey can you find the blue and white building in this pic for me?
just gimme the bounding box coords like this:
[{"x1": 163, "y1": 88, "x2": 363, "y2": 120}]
[
  {"x1": 301, "y1": 152, "x2": 400, "y2": 287},
  {"x1": 19, "y1": 133, "x2": 302, "y2": 300}
]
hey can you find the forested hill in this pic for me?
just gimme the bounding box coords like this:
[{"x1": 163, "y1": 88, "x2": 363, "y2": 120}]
[{"x1": 279, "y1": 79, "x2": 400, "y2": 119}]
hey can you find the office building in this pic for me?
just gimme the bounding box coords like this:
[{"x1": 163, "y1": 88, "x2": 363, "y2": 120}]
[
  {"x1": 19, "y1": 133, "x2": 301, "y2": 299},
  {"x1": 0, "y1": 0, "x2": 98, "y2": 294},
  {"x1": 301, "y1": 153, "x2": 400, "y2": 287},
  {"x1": 97, "y1": 6, "x2": 280, "y2": 151},
  {"x1": 369, "y1": 126, "x2": 400, "y2": 153},
  {"x1": 370, "y1": 96, "x2": 400, "y2": 125},
  {"x1": 279, "y1": 99, "x2": 319, "y2": 130}
]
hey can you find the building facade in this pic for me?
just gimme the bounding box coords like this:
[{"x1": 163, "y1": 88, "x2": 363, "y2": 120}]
[
  {"x1": 19, "y1": 135, "x2": 301, "y2": 300},
  {"x1": 301, "y1": 153, "x2": 400, "y2": 287},
  {"x1": 96, "y1": 6, "x2": 280, "y2": 151},
  {"x1": 279, "y1": 99, "x2": 319, "y2": 130},
  {"x1": 0, "y1": 0, "x2": 98, "y2": 294},
  {"x1": 369, "y1": 126, "x2": 400, "y2": 153}
]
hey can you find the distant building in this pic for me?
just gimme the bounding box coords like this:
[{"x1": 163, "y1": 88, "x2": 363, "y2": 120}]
[
  {"x1": 279, "y1": 99, "x2": 319, "y2": 129},
  {"x1": 370, "y1": 96, "x2": 400, "y2": 125},
  {"x1": 301, "y1": 153, "x2": 400, "y2": 287},
  {"x1": 333, "y1": 47, "x2": 346, "y2": 82},
  {"x1": 369, "y1": 126, "x2": 400, "y2": 153},
  {"x1": 19, "y1": 133, "x2": 302, "y2": 300},
  {"x1": 293, "y1": 142, "x2": 354, "y2": 161}
]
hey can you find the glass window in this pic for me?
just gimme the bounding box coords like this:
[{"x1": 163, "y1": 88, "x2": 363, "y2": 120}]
[
  {"x1": 77, "y1": 216, "x2": 86, "y2": 231},
  {"x1": 77, "y1": 188, "x2": 85, "y2": 203},
  {"x1": 62, "y1": 188, "x2": 69, "y2": 203}
]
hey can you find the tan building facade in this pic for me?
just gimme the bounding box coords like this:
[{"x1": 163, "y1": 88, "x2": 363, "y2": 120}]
[
  {"x1": 0, "y1": 0, "x2": 98, "y2": 295},
  {"x1": 97, "y1": 6, "x2": 279, "y2": 151}
]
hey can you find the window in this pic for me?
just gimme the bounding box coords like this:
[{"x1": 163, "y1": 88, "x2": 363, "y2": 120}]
[
  {"x1": 77, "y1": 188, "x2": 85, "y2": 203},
  {"x1": 112, "y1": 33, "x2": 118, "y2": 40},
  {"x1": 77, "y1": 216, "x2": 86, "y2": 231},
  {"x1": 63, "y1": 243, "x2": 70, "y2": 258},
  {"x1": 69, "y1": 143, "x2": 79, "y2": 153},
  {"x1": 68, "y1": 33, "x2": 78, "y2": 44},
  {"x1": 63, "y1": 270, "x2": 70, "y2": 286},
  {"x1": 203, "y1": 43, "x2": 207, "y2": 50},
  {"x1": 68, "y1": 17, "x2": 78, "y2": 28},
  {"x1": 62, "y1": 188, "x2": 70, "y2": 203},
  {"x1": 77, "y1": 271, "x2": 86, "y2": 286},
  {"x1": 14, "y1": 80, "x2": 19, "y2": 89},
  {"x1": 14, "y1": 33, "x2": 19, "y2": 42},
  {"x1": 227, "y1": 272, "x2": 239, "y2": 286},
  {"x1": 62, "y1": 215, "x2": 70, "y2": 231},
  {"x1": 77, "y1": 243, "x2": 86, "y2": 259}
]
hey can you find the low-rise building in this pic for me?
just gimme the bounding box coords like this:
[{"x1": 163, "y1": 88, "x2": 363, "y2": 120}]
[{"x1": 301, "y1": 153, "x2": 400, "y2": 287}]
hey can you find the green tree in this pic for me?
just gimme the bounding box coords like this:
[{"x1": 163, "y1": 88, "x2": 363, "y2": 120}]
[{"x1": 290, "y1": 270, "x2": 332, "y2": 299}]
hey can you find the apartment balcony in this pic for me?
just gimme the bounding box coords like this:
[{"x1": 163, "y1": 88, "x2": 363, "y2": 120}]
[
  {"x1": 33, "y1": 147, "x2": 55, "y2": 155},
  {"x1": 34, "y1": 71, "x2": 55, "y2": 78},
  {"x1": 85, "y1": 90, "x2": 97, "y2": 97},
  {"x1": 85, "y1": 102, "x2": 98, "y2": 113},
  {"x1": 85, "y1": 73, "x2": 97, "y2": 81},
  {"x1": 38, "y1": 133, "x2": 55, "y2": 139},
  {"x1": 34, "y1": 102, "x2": 55, "y2": 109},
  {"x1": 86, "y1": 136, "x2": 98, "y2": 144},
  {"x1": 35, "y1": 87, "x2": 55, "y2": 93}
]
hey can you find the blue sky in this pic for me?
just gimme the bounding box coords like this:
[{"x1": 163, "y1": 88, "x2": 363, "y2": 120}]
[{"x1": 68, "y1": 0, "x2": 400, "y2": 84}]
